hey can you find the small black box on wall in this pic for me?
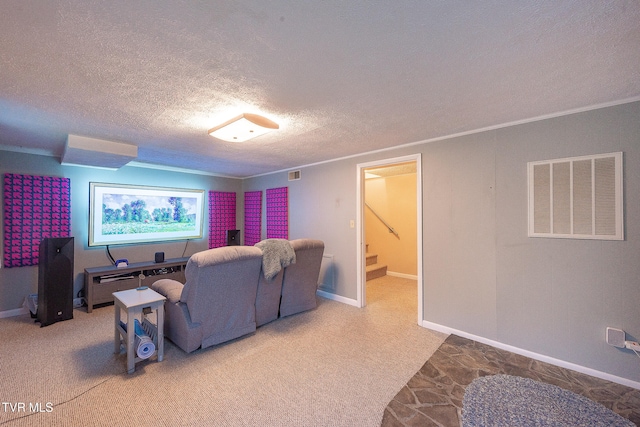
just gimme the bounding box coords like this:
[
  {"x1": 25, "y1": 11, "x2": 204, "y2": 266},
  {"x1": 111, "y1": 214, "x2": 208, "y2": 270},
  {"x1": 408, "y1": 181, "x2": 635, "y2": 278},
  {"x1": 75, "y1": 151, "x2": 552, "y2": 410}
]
[
  {"x1": 226, "y1": 230, "x2": 241, "y2": 246},
  {"x1": 155, "y1": 252, "x2": 165, "y2": 263}
]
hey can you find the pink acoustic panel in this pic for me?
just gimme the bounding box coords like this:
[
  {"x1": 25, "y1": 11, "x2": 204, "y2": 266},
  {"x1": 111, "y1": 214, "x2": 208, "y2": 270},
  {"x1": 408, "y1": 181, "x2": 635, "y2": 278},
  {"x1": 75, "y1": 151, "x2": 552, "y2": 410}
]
[
  {"x1": 244, "y1": 191, "x2": 262, "y2": 246},
  {"x1": 208, "y1": 191, "x2": 236, "y2": 248},
  {"x1": 266, "y1": 187, "x2": 288, "y2": 239},
  {"x1": 3, "y1": 173, "x2": 71, "y2": 268}
]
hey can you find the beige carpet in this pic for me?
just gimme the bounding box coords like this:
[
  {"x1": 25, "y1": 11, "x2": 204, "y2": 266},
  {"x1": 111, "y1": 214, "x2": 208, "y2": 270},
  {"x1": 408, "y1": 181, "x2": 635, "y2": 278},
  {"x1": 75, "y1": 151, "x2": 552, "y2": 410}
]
[{"x1": 0, "y1": 276, "x2": 445, "y2": 426}]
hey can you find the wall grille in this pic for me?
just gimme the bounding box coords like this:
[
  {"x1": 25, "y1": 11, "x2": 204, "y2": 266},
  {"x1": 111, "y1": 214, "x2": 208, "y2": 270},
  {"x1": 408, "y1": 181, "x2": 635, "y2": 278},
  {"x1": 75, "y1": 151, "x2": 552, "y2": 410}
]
[
  {"x1": 528, "y1": 152, "x2": 623, "y2": 240},
  {"x1": 288, "y1": 170, "x2": 301, "y2": 181},
  {"x1": 319, "y1": 254, "x2": 335, "y2": 290}
]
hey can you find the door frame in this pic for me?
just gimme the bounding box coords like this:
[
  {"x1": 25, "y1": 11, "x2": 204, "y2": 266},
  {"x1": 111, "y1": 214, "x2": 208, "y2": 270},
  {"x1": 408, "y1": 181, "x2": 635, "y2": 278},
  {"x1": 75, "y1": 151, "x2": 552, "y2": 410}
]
[{"x1": 356, "y1": 153, "x2": 423, "y2": 325}]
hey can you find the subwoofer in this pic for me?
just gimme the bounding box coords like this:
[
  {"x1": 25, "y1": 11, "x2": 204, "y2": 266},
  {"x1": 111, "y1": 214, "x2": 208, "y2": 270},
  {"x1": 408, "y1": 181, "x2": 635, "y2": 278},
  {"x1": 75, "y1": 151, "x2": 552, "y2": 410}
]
[{"x1": 37, "y1": 237, "x2": 74, "y2": 327}]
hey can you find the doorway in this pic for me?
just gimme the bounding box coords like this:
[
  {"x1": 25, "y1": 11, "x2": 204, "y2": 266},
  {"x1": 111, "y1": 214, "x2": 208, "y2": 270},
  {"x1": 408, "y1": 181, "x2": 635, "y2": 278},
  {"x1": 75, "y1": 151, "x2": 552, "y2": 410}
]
[{"x1": 356, "y1": 154, "x2": 423, "y2": 325}]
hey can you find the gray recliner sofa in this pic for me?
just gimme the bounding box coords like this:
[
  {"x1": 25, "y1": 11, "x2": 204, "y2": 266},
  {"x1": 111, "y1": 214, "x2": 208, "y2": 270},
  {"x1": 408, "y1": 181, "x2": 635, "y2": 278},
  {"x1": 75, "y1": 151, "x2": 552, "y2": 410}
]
[
  {"x1": 152, "y1": 239, "x2": 325, "y2": 353},
  {"x1": 151, "y1": 246, "x2": 263, "y2": 353}
]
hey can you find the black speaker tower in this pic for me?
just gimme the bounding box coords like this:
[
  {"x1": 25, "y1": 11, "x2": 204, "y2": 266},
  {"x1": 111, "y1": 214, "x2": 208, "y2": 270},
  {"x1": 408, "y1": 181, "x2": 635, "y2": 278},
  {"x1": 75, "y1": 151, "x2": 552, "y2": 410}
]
[{"x1": 37, "y1": 237, "x2": 74, "y2": 327}]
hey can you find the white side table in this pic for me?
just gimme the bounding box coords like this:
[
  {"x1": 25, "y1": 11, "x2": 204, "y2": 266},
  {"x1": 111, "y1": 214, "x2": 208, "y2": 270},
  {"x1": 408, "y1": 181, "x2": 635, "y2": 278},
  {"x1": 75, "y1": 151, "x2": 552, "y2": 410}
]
[{"x1": 113, "y1": 288, "x2": 166, "y2": 374}]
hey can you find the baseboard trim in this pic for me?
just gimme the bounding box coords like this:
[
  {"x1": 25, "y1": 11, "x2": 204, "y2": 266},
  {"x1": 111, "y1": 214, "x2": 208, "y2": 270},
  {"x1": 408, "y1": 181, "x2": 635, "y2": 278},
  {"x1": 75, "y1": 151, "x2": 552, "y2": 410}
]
[
  {"x1": 1, "y1": 298, "x2": 84, "y2": 319},
  {"x1": 0, "y1": 307, "x2": 28, "y2": 319},
  {"x1": 317, "y1": 289, "x2": 359, "y2": 307},
  {"x1": 387, "y1": 271, "x2": 418, "y2": 280},
  {"x1": 422, "y1": 321, "x2": 640, "y2": 390}
]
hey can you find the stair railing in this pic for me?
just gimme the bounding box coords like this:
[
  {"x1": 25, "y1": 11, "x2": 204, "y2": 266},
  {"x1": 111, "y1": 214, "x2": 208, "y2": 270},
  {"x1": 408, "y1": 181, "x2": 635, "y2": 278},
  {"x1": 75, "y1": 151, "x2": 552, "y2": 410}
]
[{"x1": 365, "y1": 202, "x2": 399, "y2": 238}]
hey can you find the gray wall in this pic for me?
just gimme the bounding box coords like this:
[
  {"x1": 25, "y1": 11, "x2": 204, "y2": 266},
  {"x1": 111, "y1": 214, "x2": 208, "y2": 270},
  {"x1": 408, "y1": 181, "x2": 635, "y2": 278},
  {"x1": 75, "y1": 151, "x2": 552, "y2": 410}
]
[
  {"x1": 247, "y1": 101, "x2": 640, "y2": 383},
  {"x1": 422, "y1": 132, "x2": 499, "y2": 339},
  {"x1": 243, "y1": 160, "x2": 358, "y2": 297},
  {"x1": 492, "y1": 104, "x2": 640, "y2": 379},
  {"x1": 0, "y1": 151, "x2": 241, "y2": 312}
]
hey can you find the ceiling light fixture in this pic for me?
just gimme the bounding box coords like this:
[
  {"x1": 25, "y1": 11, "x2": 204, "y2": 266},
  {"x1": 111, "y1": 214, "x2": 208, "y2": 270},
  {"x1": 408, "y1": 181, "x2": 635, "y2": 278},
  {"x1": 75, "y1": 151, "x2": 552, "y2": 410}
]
[{"x1": 208, "y1": 113, "x2": 279, "y2": 142}]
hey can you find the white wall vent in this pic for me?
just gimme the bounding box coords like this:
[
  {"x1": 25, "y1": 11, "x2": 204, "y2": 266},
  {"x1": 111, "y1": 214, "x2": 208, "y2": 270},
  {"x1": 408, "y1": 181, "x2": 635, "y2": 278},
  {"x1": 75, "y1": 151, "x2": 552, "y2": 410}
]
[
  {"x1": 528, "y1": 152, "x2": 623, "y2": 240},
  {"x1": 318, "y1": 254, "x2": 335, "y2": 290},
  {"x1": 288, "y1": 170, "x2": 301, "y2": 181}
]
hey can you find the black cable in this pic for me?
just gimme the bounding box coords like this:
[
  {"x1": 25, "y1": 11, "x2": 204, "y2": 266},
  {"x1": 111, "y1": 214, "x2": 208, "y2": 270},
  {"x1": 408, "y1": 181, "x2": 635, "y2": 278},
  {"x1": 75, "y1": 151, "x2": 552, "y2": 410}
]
[
  {"x1": 181, "y1": 240, "x2": 189, "y2": 258},
  {"x1": 105, "y1": 245, "x2": 116, "y2": 265}
]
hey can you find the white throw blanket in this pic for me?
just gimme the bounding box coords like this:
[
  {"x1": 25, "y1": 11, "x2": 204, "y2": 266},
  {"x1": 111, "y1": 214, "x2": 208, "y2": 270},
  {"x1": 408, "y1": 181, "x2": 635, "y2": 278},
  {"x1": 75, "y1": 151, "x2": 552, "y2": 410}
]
[{"x1": 255, "y1": 239, "x2": 296, "y2": 280}]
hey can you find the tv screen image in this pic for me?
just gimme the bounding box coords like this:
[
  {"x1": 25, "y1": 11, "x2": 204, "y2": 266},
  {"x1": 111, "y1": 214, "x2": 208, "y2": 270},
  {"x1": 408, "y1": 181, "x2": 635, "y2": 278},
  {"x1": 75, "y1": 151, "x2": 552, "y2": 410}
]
[{"x1": 89, "y1": 183, "x2": 205, "y2": 246}]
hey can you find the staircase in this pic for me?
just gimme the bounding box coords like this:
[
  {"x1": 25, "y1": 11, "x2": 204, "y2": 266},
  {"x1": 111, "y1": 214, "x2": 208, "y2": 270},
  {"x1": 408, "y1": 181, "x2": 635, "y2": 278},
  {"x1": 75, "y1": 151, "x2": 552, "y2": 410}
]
[{"x1": 365, "y1": 245, "x2": 387, "y2": 281}]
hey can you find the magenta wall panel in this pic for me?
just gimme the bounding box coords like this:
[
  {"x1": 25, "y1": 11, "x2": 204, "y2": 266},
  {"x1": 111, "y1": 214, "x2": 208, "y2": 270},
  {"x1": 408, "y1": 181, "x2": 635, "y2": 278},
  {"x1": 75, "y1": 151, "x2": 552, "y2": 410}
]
[
  {"x1": 244, "y1": 191, "x2": 262, "y2": 246},
  {"x1": 208, "y1": 191, "x2": 236, "y2": 248},
  {"x1": 3, "y1": 173, "x2": 71, "y2": 268},
  {"x1": 266, "y1": 187, "x2": 288, "y2": 239}
]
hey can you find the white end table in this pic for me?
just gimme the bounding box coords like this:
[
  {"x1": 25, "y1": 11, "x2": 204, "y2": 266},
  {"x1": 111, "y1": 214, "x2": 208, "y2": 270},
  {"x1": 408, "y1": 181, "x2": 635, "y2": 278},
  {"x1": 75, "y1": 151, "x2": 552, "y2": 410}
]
[{"x1": 113, "y1": 287, "x2": 166, "y2": 374}]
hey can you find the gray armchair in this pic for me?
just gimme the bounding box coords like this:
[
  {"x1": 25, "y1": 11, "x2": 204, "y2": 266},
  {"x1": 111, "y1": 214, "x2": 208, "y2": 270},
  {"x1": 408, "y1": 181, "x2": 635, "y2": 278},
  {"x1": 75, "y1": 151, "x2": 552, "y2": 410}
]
[{"x1": 151, "y1": 246, "x2": 263, "y2": 353}]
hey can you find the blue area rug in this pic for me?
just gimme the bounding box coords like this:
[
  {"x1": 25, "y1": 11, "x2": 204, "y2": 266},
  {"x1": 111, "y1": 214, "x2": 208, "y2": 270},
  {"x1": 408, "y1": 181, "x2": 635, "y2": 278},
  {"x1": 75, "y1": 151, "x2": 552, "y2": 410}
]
[{"x1": 462, "y1": 374, "x2": 634, "y2": 426}]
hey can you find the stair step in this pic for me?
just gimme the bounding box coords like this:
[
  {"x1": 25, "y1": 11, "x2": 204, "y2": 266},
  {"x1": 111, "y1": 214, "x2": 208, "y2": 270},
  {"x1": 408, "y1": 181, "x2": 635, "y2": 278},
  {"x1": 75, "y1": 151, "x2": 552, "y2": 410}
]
[
  {"x1": 366, "y1": 253, "x2": 378, "y2": 266},
  {"x1": 366, "y1": 263, "x2": 387, "y2": 281}
]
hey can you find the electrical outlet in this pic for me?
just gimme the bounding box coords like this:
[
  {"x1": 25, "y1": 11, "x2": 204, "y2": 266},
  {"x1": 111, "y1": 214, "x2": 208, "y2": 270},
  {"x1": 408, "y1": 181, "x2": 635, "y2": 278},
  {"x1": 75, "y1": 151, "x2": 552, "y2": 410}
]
[{"x1": 606, "y1": 327, "x2": 626, "y2": 348}]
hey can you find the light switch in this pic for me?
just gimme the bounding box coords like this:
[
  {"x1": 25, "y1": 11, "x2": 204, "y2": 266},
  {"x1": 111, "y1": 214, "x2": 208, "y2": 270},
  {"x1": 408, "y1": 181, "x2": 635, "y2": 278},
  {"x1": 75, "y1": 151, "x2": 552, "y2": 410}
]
[{"x1": 350, "y1": 220, "x2": 355, "y2": 228}]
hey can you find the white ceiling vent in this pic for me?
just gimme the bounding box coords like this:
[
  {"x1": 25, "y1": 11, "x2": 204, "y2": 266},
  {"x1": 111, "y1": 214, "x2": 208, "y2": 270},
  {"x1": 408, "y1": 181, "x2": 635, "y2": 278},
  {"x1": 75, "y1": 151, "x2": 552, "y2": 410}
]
[{"x1": 288, "y1": 170, "x2": 301, "y2": 181}]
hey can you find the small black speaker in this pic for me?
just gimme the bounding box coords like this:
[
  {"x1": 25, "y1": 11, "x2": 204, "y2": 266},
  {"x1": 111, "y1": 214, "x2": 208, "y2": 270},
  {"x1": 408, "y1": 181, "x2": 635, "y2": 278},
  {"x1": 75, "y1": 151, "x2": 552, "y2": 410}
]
[
  {"x1": 226, "y1": 230, "x2": 241, "y2": 246},
  {"x1": 37, "y1": 237, "x2": 74, "y2": 327},
  {"x1": 155, "y1": 252, "x2": 165, "y2": 263}
]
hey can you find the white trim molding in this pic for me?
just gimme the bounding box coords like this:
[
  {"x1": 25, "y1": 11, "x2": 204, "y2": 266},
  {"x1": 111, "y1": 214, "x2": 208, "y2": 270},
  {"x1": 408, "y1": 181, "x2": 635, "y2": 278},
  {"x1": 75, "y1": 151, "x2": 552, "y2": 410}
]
[
  {"x1": 0, "y1": 307, "x2": 28, "y2": 319},
  {"x1": 317, "y1": 289, "x2": 359, "y2": 307},
  {"x1": 387, "y1": 271, "x2": 418, "y2": 280},
  {"x1": 356, "y1": 153, "x2": 423, "y2": 326},
  {"x1": 422, "y1": 320, "x2": 640, "y2": 390}
]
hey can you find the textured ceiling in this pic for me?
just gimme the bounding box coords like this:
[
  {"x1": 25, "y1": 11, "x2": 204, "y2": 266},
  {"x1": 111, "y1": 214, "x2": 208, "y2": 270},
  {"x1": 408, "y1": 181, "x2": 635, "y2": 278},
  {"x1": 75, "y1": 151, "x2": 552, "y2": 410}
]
[
  {"x1": 1, "y1": 1, "x2": 639, "y2": 177},
  {"x1": 366, "y1": 162, "x2": 416, "y2": 179}
]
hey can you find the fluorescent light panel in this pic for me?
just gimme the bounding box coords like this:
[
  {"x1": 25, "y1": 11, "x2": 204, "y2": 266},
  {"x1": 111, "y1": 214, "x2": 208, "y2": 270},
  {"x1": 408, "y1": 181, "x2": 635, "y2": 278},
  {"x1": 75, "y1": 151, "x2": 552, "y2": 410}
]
[{"x1": 208, "y1": 113, "x2": 279, "y2": 142}]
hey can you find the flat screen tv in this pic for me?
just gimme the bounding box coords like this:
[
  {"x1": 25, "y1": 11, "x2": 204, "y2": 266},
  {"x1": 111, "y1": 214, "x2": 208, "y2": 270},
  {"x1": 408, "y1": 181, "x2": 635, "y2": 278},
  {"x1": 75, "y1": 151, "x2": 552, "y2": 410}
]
[{"x1": 89, "y1": 183, "x2": 205, "y2": 246}]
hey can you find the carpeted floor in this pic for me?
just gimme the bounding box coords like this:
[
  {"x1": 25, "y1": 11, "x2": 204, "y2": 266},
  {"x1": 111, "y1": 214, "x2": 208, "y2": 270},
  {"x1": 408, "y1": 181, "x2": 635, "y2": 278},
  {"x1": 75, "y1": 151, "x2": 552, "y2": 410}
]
[
  {"x1": 7, "y1": 275, "x2": 637, "y2": 426},
  {"x1": 381, "y1": 334, "x2": 640, "y2": 426},
  {"x1": 0, "y1": 275, "x2": 444, "y2": 426}
]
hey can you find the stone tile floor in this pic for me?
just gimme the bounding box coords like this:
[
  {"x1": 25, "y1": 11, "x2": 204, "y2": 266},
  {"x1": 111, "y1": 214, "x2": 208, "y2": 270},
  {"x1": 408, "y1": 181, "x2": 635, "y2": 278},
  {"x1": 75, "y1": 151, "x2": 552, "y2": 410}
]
[{"x1": 381, "y1": 335, "x2": 640, "y2": 426}]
